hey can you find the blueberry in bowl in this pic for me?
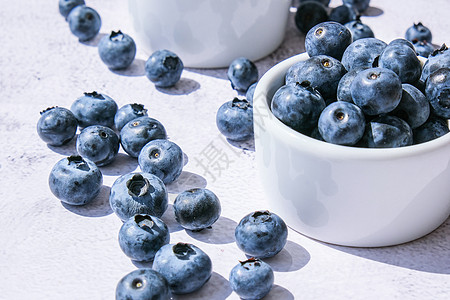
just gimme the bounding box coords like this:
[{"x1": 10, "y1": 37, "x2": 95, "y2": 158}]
[{"x1": 253, "y1": 52, "x2": 450, "y2": 247}]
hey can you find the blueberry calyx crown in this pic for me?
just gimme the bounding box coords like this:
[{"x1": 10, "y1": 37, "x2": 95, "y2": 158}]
[
  {"x1": 251, "y1": 210, "x2": 272, "y2": 223},
  {"x1": 67, "y1": 155, "x2": 90, "y2": 171},
  {"x1": 84, "y1": 91, "x2": 105, "y2": 100},
  {"x1": 163, "y1": 55, "x2": 179, "y2": 70},
  {"x1": 134, "y1": 214, "x2": 155, "y2": 232},
  {"x1": 110, "y1": 30, "x2": 124, "y2": 42},
  {"x1": 431, "y1": 44, "x2": 448, "y2": 57},
  {"x1": 239, "y1": 257, "x2": 262, "y2": 270},
  {"x1": 40, "y1": 106, "x2": 58, "y2": 115},
  {"x1": 172, "y1": 243, "x2": 196, "y2": 259},
  {"x1": 231, "y1": 98, "x2": 251, "y2": 110},
  {"x1": 126, "y1": 174, "x2": 152, "y2": 197},
  {"x1": 295, "y1": 80, "x2": 320, "y2": 95},
  {"x1": 130, "y1": 103, "x2": 147, "y2": 115}
]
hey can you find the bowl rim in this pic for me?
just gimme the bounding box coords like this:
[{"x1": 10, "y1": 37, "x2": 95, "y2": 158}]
[{"x1": 254, "y1": 52, "x2": 450, "y2": 161}]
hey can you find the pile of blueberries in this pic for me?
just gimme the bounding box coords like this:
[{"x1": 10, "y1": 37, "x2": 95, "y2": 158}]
[
  {"x1": 273, "y1": 17, "x2": 449, "y2": 147},
  {"x1": 37, "y1": 1, "x2": 286, "y2": 299}
]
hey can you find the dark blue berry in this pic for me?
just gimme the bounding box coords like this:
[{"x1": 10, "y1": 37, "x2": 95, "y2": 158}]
[
  {"x1": 216, "y1": 98, "x2": 253, "y2": 141},
  {"x1": 67, "y1": 5, "x2": 101, "y2": 41},
  {"x1": 98, "y1": 30, "x2": 136, "y2": 70},
  {"x1": 37, "y1": 107, "x2": 78, "y2": 146},
  {"x1": 76, "y1": 125, "x2": 119, "y2": 166},
  {"x1": 305, "y1": 21, "x2": 352, "y2": 60},
  {"x1": 294, "y1": 1, "x2": 329, "y2": 35},
  {"x1": 227, "y1": 57, "x2": 258, "y2": 92},
  {"x1": 70, "y1": 91, "x2": 118, "y2": 129},
  {"x1": 405, "y1": 22, "x2": 432, "y2": 44},
  {"x1": 341, "y1": 37, "x2": 387, "y2": 71},
  {"x1": 58, "y1": 0, "x2": 85, "y2": 19},
  {"x1": 145, "y1": 50, "x2": 183, "y2": 88},
  {"x1": 115, "y1": 268, "x2": 170, "y2": 300},
  {"x1": 114, "y1": 103, "x2": 148, "y2": 131}
]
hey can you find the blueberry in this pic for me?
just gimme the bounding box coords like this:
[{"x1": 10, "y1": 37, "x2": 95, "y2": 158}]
[
  {"x1": 229, "y1": 258, "x2": 274, "y2": 300},
  {"x1": 344, "y1": 19, "x2": 374, "y2": 41},
  {"x1": 294, "y1": 1, "x2": 329, "y2": 35},
  {"x1": 318, "y1": 101, "x2": 365, "y2": 146},
  {"x1": 391, "y1": 84, "x2": 430, "y2": 129},
  {"x1": 70, "y1": 91, "x2": 118, "y2": 129},
  {"x1": 173, "y1": 188, "x2": 221, "y2": 231},
  {"x1": 405, "y1": 22, "x2": 432, "y2": 44},
  {"x1": 350, "y1": 67, "x2": 402, "y2": 115},
  {"x1": 67, "y1": 5, "x2": 101, "y2": 42},
  {"x1": 425, "y1": 67, "x2": 450, "y2": 119},
  {"x1": 118, "y1": 214, "x2": 170, "y2": 262},
  {"x1": 227, "y1": 57, "x2": 258, "y2": 92},
  {"x1": 336, "y1": 66, "x2": 367, "y2": 102},
  {"x1": 378, "y1": 43, "x2": 422, "y2": 84},
  {"x1": 115, "y1": 268, "x2": 170, "y2": 300},
  {"x1": 328, "y1": 5, "x2": 358, "y2": 25},
  {"x1": 138, "y1": 139, "x2": 184, "y2": 184},
  {"x1": 341, "y1": 38, "x2": 387, "y2": 71},
  {"x1": 245, "y1": 82, "x2": 257, "y2": 105},
  {"x1": 153, "y1": 243, "x2": 212, "y2": 294},
  {"x1": 286, "y1": 55, "x2": 346, "y2": 99},
  {"x1": 49, "y1": 155, "x2": 102, "y2": 206},
  {"x1": 364, "y1": 115, "x2": 413, "y2": 148},
  {"x1": 305, "y1": 21, "x2": 352, "y2": 60},
  {"x1": 98, "y1": 30, "x2": 136, "y2": 70},
  {"x1": 216, "y1": 98, "x2": 253, "y2": 141},
  {"x1": 110, "y1": 172, "x2": 168, "y2": 221},
  {"x1": 235, "y1": 210, "x2": 288, "y2": 259},
  {"x1": 120, "y1": 116, "x2": 167, "y2": 158},
  {"x1": 58, "y1": 0, "x2": 85, "y2": 19},
  {"x1": 389, "y1": 38, "x2": 415, "y2": 51},
  {"x1": 412, "y1": 39, "x2": 434, "y2": 58},
  {"x1": 420, "y1": 44, "x2": 450, "y2": 82},
  {"x1": 342, "y1": 0, "x2": 371, "y2": 13},
  {"x1": 413, "y1": 114, "x2": 450, "y2": 144},
  {"x1": 76, "y1": 125, "x2": 120, "y2": 166},
  {"x1": 145, "y1": 50, "x2": 183, "y2": 88},
  {"x1": 114, "y1": 103, "x2": 148, "y2": 131},
  {"x1": 271, "y1": 81, "x2": 326, "y2": 135},
  {"x1": 37, "y1": 106, "x2": 78, "y2": 146}
]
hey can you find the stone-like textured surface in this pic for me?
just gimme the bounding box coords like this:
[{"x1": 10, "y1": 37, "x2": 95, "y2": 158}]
[{"x1": 0, "y1": 0, "x2": 449, "y2": 299}]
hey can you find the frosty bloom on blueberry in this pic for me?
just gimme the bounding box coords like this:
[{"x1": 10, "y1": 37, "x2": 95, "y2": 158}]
[
  {"x1": 70, "y1": 91, "x2": 118, "y2": 129},
  {"x1": 67, "y1": 5, "x2": 101, "y2": 41},
  {"x1": 49, "y1": 155, "x2": 103, "y2": 206},
  {"x1": 115, "y1": 268, "x2": 170, "y2": 300},
  {"x1": 37, "y1": 106, "x2": 78, "y2": 146},
  {"x1": 98, "y1": 30, "x2": 136, "y2": 70},
  {"x1": 145, "y1": 49, "x2": 183, "y2": 88},
  {"x1": 109, "y1": 172, "x2": 168, "y2": 222},
  {"x1": 227, "y1": 57, "x2": 258, "y2": 92},
  {"x1": 114, "y1": 103, "x2": 148, "y2": 131},
  {"x1": 58, "y1": 0, "x2": 85, "y2": 19},
  {"x1": 216, "y1": 98, "x2": 254, "y2": 141},
  {"x1": 76, "y1": 125, "x2": 120, "y2": 166}
]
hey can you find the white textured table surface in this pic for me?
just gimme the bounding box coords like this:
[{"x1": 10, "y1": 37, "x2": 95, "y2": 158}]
[{"x1": 1, "y1": 0, "x2": 449, "y2": 299}]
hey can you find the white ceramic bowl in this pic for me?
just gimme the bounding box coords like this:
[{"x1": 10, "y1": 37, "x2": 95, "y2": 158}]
[
  {"x1": 254, "y1": 52, "x2": 450, "y2": 247},
  {"x1": 128, "y1": 0, "x2": 291, "y2": 68}
]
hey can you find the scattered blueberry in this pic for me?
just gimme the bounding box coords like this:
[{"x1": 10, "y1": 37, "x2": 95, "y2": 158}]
[
  {"x1": 138, "y1": 139, "x2": 184, "y2": 184},
  {"x1": 153, "y1": 243, "x2": 212, "y2": 294},
  {"x1": 364, "y1": 115, "x2": 413, "y2": 148},
  {"x1": 305, "y1": 21, "x2": 352, "y2": 60},
  {"x1": 342, "y1": 0, "x2": 371, "y2": 13},
  {"x1": 70, "y1": 91, "x2": 118, "y2": 129},
  {"x1": 67, "y1": 5, "x2": 101, "y2": 41},
  {"x1": 318, "y1": 101, "x2": 366, "y2": 146},
  {"x1": 378, "y1": 43, "x2": 422, "y2": 84},
  {"x1": 145, "y1": 49, "x2": 183, "y2": 88},
  {"x1": 58, "y1": 0, "x2": 85, "y2": 19},
  {"x1": 98, "y1": 30, "x2": 136, "y2": 70},
  {"x1": 391, "y1": 84, "x2": 430, "y2": 129},
  {"x1": 405, "y1": 22, "x2": 432, "y2": 44},
  {"x1": 116, "y1": 268, "x2": 170, "y2": 300},
  {"x1": 328, "y1": 4, "x2": 358, "y2": 25},
  {"x1": 114, "y1": 103, "x2": 148, "y2": 131},
  {"x1": 216, "y1": 98, "x2": 254, "y2": 141},
  {"x1": 37, "y1": 106, "x2": 78, "y2": 146},
  {"x1": 350, "y1": 67, "x2": 402, "y2": 115},
  {"x1": 341, "y1": 37, "x2": 387, "y2": 71},
  {"x1": 109, "y1": 172, "x2": 168, "y2": 221},
  {"x1": 271, "y1": 81, "x2": 326, "y2": 135},
  {"x1": 49, "y1": 155, "x2": 103, "y2": 205},
  {"x1": 294, "y1": 1, "x2": 329, "y2": 35},
  {"x1": 76, "y1": 125, "x2": 120, "y2": 166},
  {"x1": 413, "y1": 114, "x2": 450, "y2": 144},
  {"x1": 173, "y1": 188, "x2": 221, "y2": 231},
  {"x1": 118, "y1": 214, "x2": 170, "y2": 262},
  {"x1": 120, "y1": 116, "x2": 167, "y2": 158},
  {"x1": 227, "y1": 57, "x2": 258, "y2": 92},
  {"x1": 345, "y1": 18, "x2": 374, "y2": 41},
  {"x1": 235, "y1": 210, "x2": 288, "y2": 259},
  {"x1": 229, "y1": 258, "x2": 274, "y2": 300}
]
